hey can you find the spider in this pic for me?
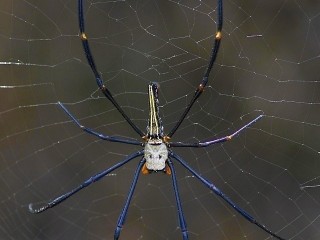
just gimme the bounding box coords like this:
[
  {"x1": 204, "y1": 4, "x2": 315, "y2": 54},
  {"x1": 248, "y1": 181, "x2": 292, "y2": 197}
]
[{"x1": 29, "y1": 0, "x2": 286, "y2": 239}]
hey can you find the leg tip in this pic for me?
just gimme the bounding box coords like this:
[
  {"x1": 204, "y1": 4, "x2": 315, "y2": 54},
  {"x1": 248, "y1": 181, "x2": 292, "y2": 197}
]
[
  {"x1": 182, "y1": 231, "x2": 189, "y2": 240},
  {"x1": 58, "y1": 101, "x2": 65, "y2": 109},
  {"x1": 114, "y1": 226, "x2": 122, "y2": 240}
]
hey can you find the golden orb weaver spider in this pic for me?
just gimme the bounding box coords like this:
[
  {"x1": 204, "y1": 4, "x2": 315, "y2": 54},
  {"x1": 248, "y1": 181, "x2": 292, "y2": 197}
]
[{"x1": 29, "y1": 0, "x2": 287, "y2": 239}]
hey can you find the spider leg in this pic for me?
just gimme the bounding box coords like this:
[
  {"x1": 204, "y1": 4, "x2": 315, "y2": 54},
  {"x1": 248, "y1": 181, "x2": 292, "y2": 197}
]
[
  {"x1": 78, "y1": 0, "x2": 144, "y2": 137},
  {"x1": 58, "y1": 102, "x2": 142, "y2": 146},
  {"x1": 167, "y1": 159, "x2": 188, "y2": 240},
  {"x1": 167, "y1": 0, "x2": 223, "y2": 138},
  {"x1": 114, "y1": 158, "x2": 145, "y2": 240},
  {"x1": 170, "y1": 151, "x2": 286, "y2": 240},
  {"x1": 169, "y1": 115, "x2": 263, "y2": 148},
  {"x1": 29, "y1": 151, "x2": 144, "y2": 214}
]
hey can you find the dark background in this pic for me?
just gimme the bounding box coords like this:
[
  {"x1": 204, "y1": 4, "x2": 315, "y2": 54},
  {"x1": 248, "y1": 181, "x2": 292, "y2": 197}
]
[{"x1": 0, "y1": 0, "x2": 319, "y2": 239}]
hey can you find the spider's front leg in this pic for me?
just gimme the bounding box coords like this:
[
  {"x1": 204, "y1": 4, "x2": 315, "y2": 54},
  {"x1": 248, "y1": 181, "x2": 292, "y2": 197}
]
[
  {"x1": 140, "y1": 140, "x2": 189, "y2": 239},
  {"x1": 170, "y1": 152, "x2": 286, "y2": 240},
  {"x1": 29, "y1": 151, "x2": 144, "y2": 214},
  {"x1": 167, "y1": 158, "x2": 188, "y2": 240},
  {"x1": 114, "y1": 159, "x2": 145, "y2": 240}
]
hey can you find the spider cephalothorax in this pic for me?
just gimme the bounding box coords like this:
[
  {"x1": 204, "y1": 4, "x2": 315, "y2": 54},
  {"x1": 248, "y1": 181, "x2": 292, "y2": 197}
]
[{"x1": 143, "y1": 139, "x2": 169, "y2": 174}]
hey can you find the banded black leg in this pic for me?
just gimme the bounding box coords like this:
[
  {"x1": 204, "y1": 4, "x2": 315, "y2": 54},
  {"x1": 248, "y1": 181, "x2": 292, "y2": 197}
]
[
  {"x1": 167, "y1": 0, "x2": 223, "y2": 138},
  {"x1": 59, "y1": 102, "x2": 142, "y2": 146},
  {"x1": 114, "y1": 159, "x2": 145, "y2": 240},
  {"x1": 29, "y1": 151, "x2": 144, "y2": 214},
  {"x1": 170, "y1": 152, "x2": 286, "y2": 240},
  {"x1": 78, "y1": 0, "x2": 144, "y2": 137},
  {"x1": 167, "y1": 159, "x2": 188, "y2": 240},
  {"x1": 169, "y1": 115, "x2": 263, "y2": 148}
]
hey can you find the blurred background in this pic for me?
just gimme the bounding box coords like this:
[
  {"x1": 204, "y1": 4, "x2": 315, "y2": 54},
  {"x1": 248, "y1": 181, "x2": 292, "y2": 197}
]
[{"x1": 0, "y1": 0, "x2": 320, "y2": 239}]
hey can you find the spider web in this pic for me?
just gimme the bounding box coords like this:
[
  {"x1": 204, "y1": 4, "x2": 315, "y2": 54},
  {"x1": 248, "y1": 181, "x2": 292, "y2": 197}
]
[{"x1": 1, "y1": 0, "x2": 320, "y2": 239}]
